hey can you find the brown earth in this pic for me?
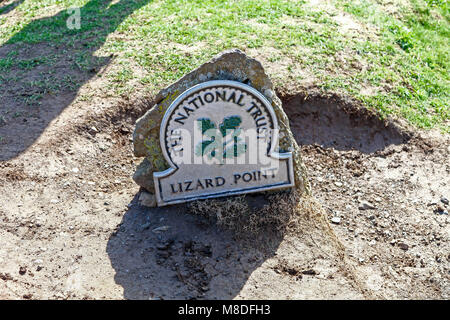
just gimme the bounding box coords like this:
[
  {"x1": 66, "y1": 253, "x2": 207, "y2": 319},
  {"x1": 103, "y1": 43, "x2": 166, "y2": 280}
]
[{"x1": 0, "y1": 88, "x2": 449, "y2": 299}]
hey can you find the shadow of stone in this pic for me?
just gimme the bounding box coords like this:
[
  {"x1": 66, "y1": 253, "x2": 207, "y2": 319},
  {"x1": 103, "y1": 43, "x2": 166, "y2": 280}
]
[
  {"x1": 106, "y1": 194, "x2": 283, "y2": 300},
  {"x1": 0, "y1": 0, "x2": 24, "y2": 15},
  {"x1": 0, "y1": 0, "x2": 151, "y2": 160},
  {"x1": 283, "y1": 94, "x2": 411, "y2": 154}
]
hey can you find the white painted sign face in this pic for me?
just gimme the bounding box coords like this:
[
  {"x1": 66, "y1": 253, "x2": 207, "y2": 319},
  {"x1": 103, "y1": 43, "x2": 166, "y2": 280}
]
[{"x1": 154, "y1": 80, "x2": 294, "y2": 206}]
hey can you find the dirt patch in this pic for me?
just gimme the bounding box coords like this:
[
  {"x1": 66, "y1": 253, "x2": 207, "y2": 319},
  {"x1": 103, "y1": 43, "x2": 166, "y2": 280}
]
[
  {"x1": 283, "y1": 93, "x2": 449, "y2": 299},
  {"x1": 0, "y1": 86, "x2": 448, "y2": 299},
  {"x1": 283, "y1": 92, "x2": 412, "y2": 153}
]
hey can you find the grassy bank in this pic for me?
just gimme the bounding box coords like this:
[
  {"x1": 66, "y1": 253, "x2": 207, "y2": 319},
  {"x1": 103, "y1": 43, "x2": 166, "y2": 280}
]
[{"x1": 0, "y1": 0, "x2": 448, "y2": 131}]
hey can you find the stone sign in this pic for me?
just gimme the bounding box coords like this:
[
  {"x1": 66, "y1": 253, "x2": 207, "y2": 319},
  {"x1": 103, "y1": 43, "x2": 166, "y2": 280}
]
[
  {"x1": 154, "y1": 80, "x2": 294, "y2": 206},
  {"x1": 132, "y1": 50, "x2": 309, "y2": 208}
]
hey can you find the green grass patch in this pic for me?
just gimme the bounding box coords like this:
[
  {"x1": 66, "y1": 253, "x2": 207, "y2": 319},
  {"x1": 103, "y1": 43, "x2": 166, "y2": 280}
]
[{"x1": 0, "y1": 0, "x2": 448, "y2": 131}]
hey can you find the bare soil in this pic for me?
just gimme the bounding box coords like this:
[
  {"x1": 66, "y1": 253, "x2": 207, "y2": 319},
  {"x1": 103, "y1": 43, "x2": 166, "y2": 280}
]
[{"x1": 0, "y1": 89, "x2": 448, "y2": 299}]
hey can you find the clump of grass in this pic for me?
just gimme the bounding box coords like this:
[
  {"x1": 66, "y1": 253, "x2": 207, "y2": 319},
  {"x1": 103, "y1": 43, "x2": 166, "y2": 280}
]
[{"x1": 188, "y1": 191, "x2": 296, "y2": 238}]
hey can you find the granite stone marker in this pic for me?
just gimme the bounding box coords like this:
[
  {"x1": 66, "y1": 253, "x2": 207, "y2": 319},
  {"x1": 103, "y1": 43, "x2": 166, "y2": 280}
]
[
  {"x1": 133, "y1": 50, "x2": 309, "y2": 207},
  {"x1": 154, "y1": 80, "x2": 294, "y2": 206}
]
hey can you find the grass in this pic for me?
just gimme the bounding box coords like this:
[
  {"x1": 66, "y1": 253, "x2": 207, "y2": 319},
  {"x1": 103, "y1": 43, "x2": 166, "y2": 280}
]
[{"x1": 0, "y1": 0, "x2": 448, "y2": 131}]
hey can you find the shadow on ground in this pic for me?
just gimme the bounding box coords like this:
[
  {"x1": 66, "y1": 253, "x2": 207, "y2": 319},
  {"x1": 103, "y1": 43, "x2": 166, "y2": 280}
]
[
  {"x1": 106, "y1": 195, "x2": 282, "y2": 300},
  {"x1": 0, "y1": 0, "x2": 150, "y2": 160}
]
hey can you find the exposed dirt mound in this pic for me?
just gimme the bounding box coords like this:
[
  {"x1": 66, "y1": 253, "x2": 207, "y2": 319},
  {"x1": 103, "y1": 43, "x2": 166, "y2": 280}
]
[
  {"x1": 0, "y1": 89, "x2": 448, "y2": 299},
  {"x1": 283, "y1": 93, "x2": 412, "y2": 153},
  {"x1": 282, "y1": 93, "x2": 449, "y2": 299}
]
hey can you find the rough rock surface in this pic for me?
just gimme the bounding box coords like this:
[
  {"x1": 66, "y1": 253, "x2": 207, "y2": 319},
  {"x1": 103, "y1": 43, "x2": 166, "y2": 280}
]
[
  {"x1": 138, "y1": 190, "x2": 157, "y2": 208},
  {"x1": 132, "y1": 49, "x2": 310, "y2": 197}
]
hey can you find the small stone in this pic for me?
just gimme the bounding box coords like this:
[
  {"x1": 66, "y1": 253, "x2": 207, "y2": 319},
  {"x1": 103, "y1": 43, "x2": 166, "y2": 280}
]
[
  {"x1": 200, "y1": 286, "x2": 210, "y2": 292},
  {"x1": 152, "y1": 226, "x2": 170, "y2": 233},
  {"x1": 156, "y1": 239, "x2": 174, "y2": 250},
  {"x1": 435, "y1": 205, "x2": 446, "y2": 214},
  {"x1": 331, "y1": 217, "x2": 341, "y2": 224},
  {"x1": 71, "y1": 168, "x2": 79, "y2": 173},
  {"x1": 334, "y1": 181, "x2": 343, "y2": 187},
  {"x1": 19, "y1": 266, "x2": 27, "y2": 275},
  {"x1": 441, "y1": 197, "x2": 449, "y2": 205},
  {"x1": 139, "y1": 191, "x2": 157, "y2": 208},
  {"x1": 0, "y1": 273, "x2": 13, "y2": 281},
  {"x1": 398, "y1": 243, "x2": 409, "y2": 251},
  {"x1": 302, "y1": 269, "x2": 317, "y2": 275},
  {"x1": 358, "y1": 201, "x2": 376, "y2": 210}
]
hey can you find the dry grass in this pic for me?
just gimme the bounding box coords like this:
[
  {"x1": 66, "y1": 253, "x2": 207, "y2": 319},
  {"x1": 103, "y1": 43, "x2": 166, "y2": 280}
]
[{"x1": 188, "y1": 189, "x2": 343, "y2": 253}]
